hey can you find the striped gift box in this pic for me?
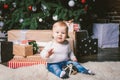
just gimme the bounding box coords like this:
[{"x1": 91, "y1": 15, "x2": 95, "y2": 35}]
[{"x1": 8, "y1": 57, "x2": 47, "y2": 68}]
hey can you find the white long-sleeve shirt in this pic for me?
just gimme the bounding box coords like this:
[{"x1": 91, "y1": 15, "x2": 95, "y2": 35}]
[{"x1": 40, "y1": 40, "x2": 76, "y2": 63}]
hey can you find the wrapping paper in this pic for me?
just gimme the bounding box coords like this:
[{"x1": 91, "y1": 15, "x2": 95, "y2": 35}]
[
  {"x1": 92, "y1": 23, "x2": 119, "y2": 48},
  {"x1": 8, "y1": 57, "x2": 47, "y2": 68},
  {"x1": 13, "y1": 44, "x2": 33, "y2": 56},
  {"x1": 8, "y1": 30, "x2": 53, "y2": 42}
]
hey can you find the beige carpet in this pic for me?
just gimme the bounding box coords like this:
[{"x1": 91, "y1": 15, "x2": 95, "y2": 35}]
[{"x1": 0, "y1": 61, "x2": 120, "y2": 80}]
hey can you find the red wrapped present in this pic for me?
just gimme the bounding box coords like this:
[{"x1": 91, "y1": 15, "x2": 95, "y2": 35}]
[{"x1": 8, "y1": 57, "x2": 47, "y2": 68}]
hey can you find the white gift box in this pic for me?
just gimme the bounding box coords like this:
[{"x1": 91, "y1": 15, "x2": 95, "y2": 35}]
[{"x1": 92, "y1": 23, "x2": 119, "y2": 48}]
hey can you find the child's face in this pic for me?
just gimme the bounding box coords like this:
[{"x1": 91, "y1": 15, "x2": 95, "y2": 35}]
[{"x1": 53, "y1": 26, "x2": 67, "y2": 43}]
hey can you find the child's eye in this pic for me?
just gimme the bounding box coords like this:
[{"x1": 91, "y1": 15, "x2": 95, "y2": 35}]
[
  {"x1": 56, "y1": 32, "x2": 59, "y2": 34},
  {"x1": 62, "y1": 32, "x2": 65, "y2": 34}
]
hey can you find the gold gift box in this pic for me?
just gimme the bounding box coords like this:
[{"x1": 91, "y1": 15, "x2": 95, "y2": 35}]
[{"x1": 13, "y1": 44, "x2": 33, "y2": 57}]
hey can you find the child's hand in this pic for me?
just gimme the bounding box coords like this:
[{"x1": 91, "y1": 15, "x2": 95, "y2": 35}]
[
  {"x1": 46, "y1": 48, "x2": 54, "y2": 58},
  {"x1": 72, "y1": 58, "x2": 78, "y2": 62}
]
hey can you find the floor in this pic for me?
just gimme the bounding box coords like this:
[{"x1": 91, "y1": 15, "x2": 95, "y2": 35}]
[{"x1": 78, "y1": 47, "x2": 120, "y2": 63}]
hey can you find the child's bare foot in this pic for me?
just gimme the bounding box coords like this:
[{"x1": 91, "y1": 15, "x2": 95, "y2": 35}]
[
  {"x1": 87, "y1": 70, "x2": 95, "y2": 75},
  {"x1": 82, "y1": 70, "x2": 95, "y2": 75}
]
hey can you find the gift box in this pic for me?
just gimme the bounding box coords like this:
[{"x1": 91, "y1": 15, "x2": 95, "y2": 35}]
[
  {"x1": 76, "y1": 38, "x2": 98, "y2": 56},
  {"x1": 21, "y1": 40, "x2": 39, "y2": 54},
  {"x1": 8, "y1": 57, "x2": 47, "y2": 68},
  {"x1": 73, "y1": 23, "x2": 80, "y2": 32},
  {"x1": 0, "y1": 41, "x2": 13, "y2": 63},
  {"x1": 74, "y1": 30, "x2": 89, "y2": 54},
  {"x1": 13, "y1": 44, "x2": 33, "y2": 57},
  {"x1": 92, "y1": 23, "x2": 119, "y2": 48},
  {"x1": 75, "y1": 30, "x2": 89, "y2": 40},
  {"x1": 8, "y1": 30, "x2": 53, "y2": 42}
]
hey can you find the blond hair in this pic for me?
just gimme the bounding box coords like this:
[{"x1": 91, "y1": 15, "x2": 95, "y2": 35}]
[{"x1": 52, "y1": 21, "x2": 69, "y2": 38}]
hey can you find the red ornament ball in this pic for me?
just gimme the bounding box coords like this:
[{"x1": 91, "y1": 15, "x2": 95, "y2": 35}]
[
  {"x1": 81, "y1": 0, "x2": 86, "y2": 4},
  {"x1": 28, "y1": 6, "x2": 32, "y2": 11},
  {"x1": 3, "y1": 4, "x2": 9, "y2": 9}
]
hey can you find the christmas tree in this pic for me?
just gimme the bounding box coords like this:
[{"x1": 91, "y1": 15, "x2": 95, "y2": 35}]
[{"x1": 0, "y1": 0, "x2": 96, "y2": 35}]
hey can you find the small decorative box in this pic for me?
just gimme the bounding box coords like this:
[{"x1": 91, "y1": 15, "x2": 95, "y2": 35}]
[{"x1": 13, "y1": 44, "x2": 33, "y2": 57}]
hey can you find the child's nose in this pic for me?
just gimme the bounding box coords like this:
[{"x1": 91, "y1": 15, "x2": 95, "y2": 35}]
[{"x1": 58, "y1": 33, "x2": 62, "y2": 35}]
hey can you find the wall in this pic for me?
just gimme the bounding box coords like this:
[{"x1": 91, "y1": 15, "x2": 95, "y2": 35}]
[{"x1": 95, "y1": 0, "x2": 120, "y2": 23}]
